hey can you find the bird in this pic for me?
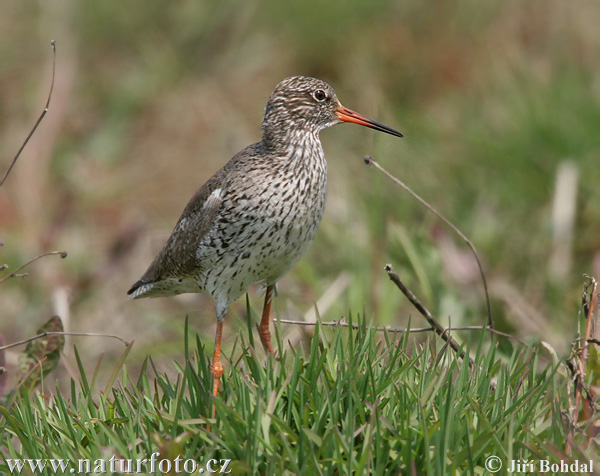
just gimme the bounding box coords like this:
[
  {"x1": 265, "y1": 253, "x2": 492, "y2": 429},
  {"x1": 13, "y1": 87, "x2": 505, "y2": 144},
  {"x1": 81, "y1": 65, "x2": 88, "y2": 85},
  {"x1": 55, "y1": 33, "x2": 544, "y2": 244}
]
[{"x1": 128, "y1": 76, "x2": 402, "y2": 399}]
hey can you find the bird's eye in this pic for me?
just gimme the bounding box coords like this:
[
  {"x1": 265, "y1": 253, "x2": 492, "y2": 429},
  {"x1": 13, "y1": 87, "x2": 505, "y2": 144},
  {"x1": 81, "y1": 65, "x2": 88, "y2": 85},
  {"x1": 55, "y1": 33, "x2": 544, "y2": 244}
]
[{"x1": 313, "y1": 89, "x2": 327, "y2": 102}]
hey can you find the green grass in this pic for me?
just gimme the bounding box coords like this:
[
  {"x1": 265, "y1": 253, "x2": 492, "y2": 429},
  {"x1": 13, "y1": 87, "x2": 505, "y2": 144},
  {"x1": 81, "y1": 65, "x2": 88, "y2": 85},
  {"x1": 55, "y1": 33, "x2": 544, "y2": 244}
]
[
  {"x1": 1, "y1": 4, "x2": 600, "y2": 473},
  {"x1": 2, "y1": 313, "x2": 588, "y2": 476}
]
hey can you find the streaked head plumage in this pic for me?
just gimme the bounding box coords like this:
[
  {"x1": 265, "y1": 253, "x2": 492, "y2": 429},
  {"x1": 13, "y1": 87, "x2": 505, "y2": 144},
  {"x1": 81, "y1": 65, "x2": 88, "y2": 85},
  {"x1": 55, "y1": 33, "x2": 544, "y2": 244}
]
[
  {"x1": 262, "y1": 76, "x2": 341, "y2": 142},
  {"x1": 261, "y1": 76, "x2": 403, "y2": 147}
]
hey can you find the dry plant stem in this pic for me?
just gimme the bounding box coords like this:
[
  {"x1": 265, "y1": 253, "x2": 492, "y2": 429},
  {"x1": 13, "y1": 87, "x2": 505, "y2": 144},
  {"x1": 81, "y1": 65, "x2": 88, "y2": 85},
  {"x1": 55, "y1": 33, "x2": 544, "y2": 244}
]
[
  {"x1": 0, "y1": 331, "x2": 130, "y2": 351},
  {"x1": 275, "y1": 318, "x2": 523, "y2": 343},
  {"x1": 580, "y1": 276, "x2": 597, "y2": 366},
  {"x1": 0, "y1": 40, "x2": 56, "y2": 187},
  {"x1": 566, "y1": 276, "x2": 598, "y2": 455},
  {"x1": 385, "y1": 264, "x2": 474, "y2": 367},
  {"x1": 0, "y1": 250, "x2": 67, "y2": 283},
  {"x1": 364, "y1": 155, "x2": 493, "y2": 329}
]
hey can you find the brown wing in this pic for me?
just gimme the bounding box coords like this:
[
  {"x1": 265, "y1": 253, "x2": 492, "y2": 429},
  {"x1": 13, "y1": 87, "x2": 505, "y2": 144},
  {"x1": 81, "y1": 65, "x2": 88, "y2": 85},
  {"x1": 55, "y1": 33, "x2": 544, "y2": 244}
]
[
  {"x1": 127, "y1": 168, "x2": 228, "y2": 297},
  {"x1": 127, "y1": 143, "x2": 263, "y2": 298}
]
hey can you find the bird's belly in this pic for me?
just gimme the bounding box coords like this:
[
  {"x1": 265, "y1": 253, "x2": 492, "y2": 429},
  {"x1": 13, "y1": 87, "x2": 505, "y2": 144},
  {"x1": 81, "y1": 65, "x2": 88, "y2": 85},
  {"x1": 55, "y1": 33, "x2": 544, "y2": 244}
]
[{"x1": 196, "y1": 175, "x2": 326, "y2": 304}]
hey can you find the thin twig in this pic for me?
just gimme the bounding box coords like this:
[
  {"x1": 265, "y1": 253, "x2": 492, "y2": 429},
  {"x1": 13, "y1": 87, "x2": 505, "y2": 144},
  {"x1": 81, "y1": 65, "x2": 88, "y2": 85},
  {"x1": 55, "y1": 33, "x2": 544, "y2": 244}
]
[
  {"x1": 275, "y1": 318, "x2": 524, "y2": 343},
  {"x1": 364, "y1": 155, "x2": 493, "y2": 329},
  {"x1": 1, "y1": 40, "x2": 56, "y2": 187},
  {"x1": 384, "y1": 264, "x2": 474, "y2": 366},
  {"x1": 0, "y1": 331, "x2": 130, "y2": 351},
  {"x1": 0, "y1": 250, "x2": 67, "y2": 283}
]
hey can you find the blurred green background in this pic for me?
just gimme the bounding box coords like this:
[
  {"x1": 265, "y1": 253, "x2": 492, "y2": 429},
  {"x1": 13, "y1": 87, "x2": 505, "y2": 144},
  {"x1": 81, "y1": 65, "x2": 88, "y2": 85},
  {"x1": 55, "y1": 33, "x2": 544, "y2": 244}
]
[{"x1": 1, "y1": 0, "x2": 599, "y2": 384}]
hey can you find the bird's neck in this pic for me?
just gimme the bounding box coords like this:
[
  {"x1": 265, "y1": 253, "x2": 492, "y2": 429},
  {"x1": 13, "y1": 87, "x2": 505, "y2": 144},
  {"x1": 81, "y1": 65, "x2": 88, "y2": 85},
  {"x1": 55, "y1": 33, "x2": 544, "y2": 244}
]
[{"x1": 262, "y1": 127, "x2": 323, "y2": 159}]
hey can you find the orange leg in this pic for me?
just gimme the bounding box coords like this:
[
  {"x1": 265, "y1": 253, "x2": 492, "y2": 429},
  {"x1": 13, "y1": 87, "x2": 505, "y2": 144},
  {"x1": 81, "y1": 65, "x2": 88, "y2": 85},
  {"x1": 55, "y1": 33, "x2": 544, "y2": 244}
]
[
  {"x1": 211, "y1": 320, "x2": 224, "y2": 403},
  {"x1": 258, "y1": 284, "x2": 276, "y2": 355}
]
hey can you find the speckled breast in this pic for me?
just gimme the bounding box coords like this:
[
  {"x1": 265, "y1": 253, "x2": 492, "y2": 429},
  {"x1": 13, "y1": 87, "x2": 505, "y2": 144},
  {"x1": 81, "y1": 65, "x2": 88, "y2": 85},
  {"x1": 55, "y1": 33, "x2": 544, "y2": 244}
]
[{"x1": 196, "y1": 150, "x2": 328, "y2": 305}]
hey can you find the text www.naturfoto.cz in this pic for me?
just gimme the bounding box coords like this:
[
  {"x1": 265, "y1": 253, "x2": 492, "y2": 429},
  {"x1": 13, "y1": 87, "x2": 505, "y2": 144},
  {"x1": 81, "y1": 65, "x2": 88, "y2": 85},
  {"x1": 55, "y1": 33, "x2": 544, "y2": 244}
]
[{"x1": 6, "y1": 454, "x2": 232, "y2": 474}]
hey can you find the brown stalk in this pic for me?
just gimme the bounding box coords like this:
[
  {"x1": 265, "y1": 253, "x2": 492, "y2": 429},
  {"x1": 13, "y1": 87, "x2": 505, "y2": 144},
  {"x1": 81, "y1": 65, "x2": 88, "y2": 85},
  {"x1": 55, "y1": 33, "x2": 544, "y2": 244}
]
[
  {"x1": 0, "y1": 250, "x2": 67, "y2": 283},
  {"x1": 275, "y1": 317, "x2": 523, "y2": 344},
  {"x1": 566, "y1": 275, "x2": 598, "y2": 455},
  {"x1": 0, "y1": 331, "x2": 130, "y2": 351},
  {"x1": 364, "y1": 155, "x2": 493, "y2": 329},
  {"x1": 0, "y1": 41, "x2": 56, "y2": 187},
  {"x1": 384, "y1": 264, "x2": 474, "y2": 367}
]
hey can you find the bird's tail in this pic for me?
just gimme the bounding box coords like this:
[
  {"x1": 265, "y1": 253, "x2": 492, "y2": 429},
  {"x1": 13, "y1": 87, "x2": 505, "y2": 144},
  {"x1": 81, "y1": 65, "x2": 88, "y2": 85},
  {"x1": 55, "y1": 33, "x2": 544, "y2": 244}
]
[{"x1": 127, "y1": 281, "x2": 155, "y2": 299}]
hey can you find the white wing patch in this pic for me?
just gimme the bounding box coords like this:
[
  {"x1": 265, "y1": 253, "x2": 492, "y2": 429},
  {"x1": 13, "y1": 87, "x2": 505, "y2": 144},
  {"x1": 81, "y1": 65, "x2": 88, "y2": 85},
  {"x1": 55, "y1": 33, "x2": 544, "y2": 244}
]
[{"x1": 204, "y1": 188, "x2": 224, "y2": 209}]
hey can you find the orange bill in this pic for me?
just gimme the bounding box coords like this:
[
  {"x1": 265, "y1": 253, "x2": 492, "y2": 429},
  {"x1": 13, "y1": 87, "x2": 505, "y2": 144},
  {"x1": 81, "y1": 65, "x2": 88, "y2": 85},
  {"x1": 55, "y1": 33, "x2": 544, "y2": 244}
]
[{"x1": 337, "y1": 105, "x2": 403, "y2": 138}]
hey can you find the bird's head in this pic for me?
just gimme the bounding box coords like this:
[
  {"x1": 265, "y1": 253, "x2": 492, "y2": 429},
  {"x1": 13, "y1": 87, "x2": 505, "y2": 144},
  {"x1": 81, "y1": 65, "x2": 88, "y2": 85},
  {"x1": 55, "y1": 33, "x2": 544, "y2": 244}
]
[{"x1": 262, "y1": 76, "x2": 402, "y2": 147}]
